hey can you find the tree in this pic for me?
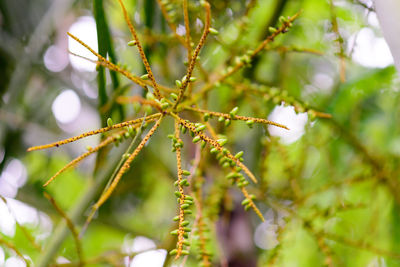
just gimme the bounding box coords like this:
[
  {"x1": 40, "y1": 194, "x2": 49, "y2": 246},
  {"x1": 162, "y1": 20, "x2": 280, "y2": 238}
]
[{"x1": 0, "y1": 0, "x2": 399, "y2": 266}]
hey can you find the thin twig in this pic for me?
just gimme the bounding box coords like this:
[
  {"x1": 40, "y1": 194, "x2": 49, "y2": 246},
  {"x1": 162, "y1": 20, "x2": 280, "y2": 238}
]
[{"x1": 44, "y1": 192, "x2": 84, "y2": 266}]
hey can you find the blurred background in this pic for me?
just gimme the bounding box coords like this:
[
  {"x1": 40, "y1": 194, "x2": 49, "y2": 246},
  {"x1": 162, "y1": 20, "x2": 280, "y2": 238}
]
[{"x1": 1, "y1": 0, "x2": 400, "y2": 266}]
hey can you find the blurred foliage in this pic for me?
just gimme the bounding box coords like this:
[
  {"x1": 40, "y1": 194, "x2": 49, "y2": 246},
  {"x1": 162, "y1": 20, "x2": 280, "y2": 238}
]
[{"x1": 1, "y1": 0, "x2": 400, "y2": 266}]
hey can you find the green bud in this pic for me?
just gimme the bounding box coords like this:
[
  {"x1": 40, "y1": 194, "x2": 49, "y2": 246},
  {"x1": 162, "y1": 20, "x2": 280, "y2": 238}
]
[
  {"x1": 174, "y1": 141, "x2": 183, "y2": 148},
  {"x1": 141, "y1": 74, "x2": 149, "y2": 80},
  {"x1": 222, "y1": 162, "x2": 230, "y2": 168},
  {"x1": 167, "y1": 134, "x2": 175, "y2": 139},
  {"x1": 183, "y1": 227, "x2": 192, "y2": 232},
  {"x1": 181, "y1": 204, "x2": 190, "y2": 209},
  {"x1": 196, "y1": 125, "x2": 206, "y2": 132},
  {"x1": 161, "y1": 102, "x2": 170, "y2": 109},
  {"x1": 241, "y1": 198, "x2": 250, "y2": 206},
  {"x1": 181, "y1": 250, "x2": 190, "y2": 255},
  {"x1": 268, "y1": 27, "x2": 277, "y2": 34},
  {"x1": 308, "y1": 110, "x2": 317, "y2": 121},
  {"x1": 170, "y1": 230, "x2": 179, "y2": 236},
  {"x1": 127, "y1": 126, "x2": 135, "y2": 135},
  {"x1": 170, "y1": 93, "x2": 178, "y2": 100},
  {"x1": 175, "y1": 80, "x2": 182, "y2": 88},
  {"x1": 146, "y1": 92, "x2": 155, "y2": 100},
  {"x1": 127, "y1": 40, "x2": 137, "y2": 46},
  {"x1": 182, "y1": 240, "x2": 190, "y2": 246},
  {"x1": 210, "y1": 147, "x2": 218, "y2": 154},
  {"x1": 240, "y1": 180, "x2": 249, "y2": 187},
  {"x1": 201, "y1": 140, "x2": 207, "y2": 149},
  {"x1": 246, "y1": 120, "x2": 254, "y2": 128},
  {"x1": 181, "y1": 126, "x2": 187, "y2": 134},
  {"x1": 181, "y1": 75, "x2": 187, "y2": 83},
  {"x1": 225, "y1": 119, "x2": 231, "y2": 127},
  {"x1": 209, "y1": 27, "x2": 219, "y2": 35},
  {"x1": 107, "y1": 118, "x2": 113, "y2": 127},
  {"x1": 169, "y1": 249, "x2": 178, "y2": 255},
  {"x1": 217, "y1": 139, "x2": 228, "y2": 146},
  {"x1": 203, "y1": 113, "x2": 210, "y2": 121},
  {"x1": 235, "y1": 151, "x2": 244, "y2": 159},
  {"x1": 189, "y1": 77, "x2": 197, "y2": 82},
  {"x1": 123, "y1": 153, "x2": 131, "y2": 159},
  {"x1": 173, "y1": 216, "x2": 180, "y2": 221},
  {"x1": 226, "y1": 172, "x2": 239, "y2": 179},
  {"x1": 182, "y1": 220, "x2": 190, "y2": 226},
  {"x1": 218, "y1": 116, "x2": 225, "y2": 122},
  {"x1": 192, "y1": 136, "x2": 201, "y2": 143},
  {"x1": 185, "y1": 195, "x2": 193, "y2": 200},
  {"x1": 86, "y1": 145, "x2": 92, "y2": 151},
  {"x1": 182, "y1": 170, "x2": 191, "y2": 176},
  {"x1": 229, "y1": 106, "x2": 239, "y2": 118},
  {"x1": 180, "y1": 179, "x2": 189, "y2": 186},
  {"x1": 174, "y1": 191, "x2": 181, "y2": 198},
  {"x1": 279, "y1": 16, "x2": 287, "y2": 24},
  {"x1": 184, "y1": 200, "x2": 193, "y2": 205},
  {"x1": 184, "y1": 210, "x2": 192, "y2": 214}
]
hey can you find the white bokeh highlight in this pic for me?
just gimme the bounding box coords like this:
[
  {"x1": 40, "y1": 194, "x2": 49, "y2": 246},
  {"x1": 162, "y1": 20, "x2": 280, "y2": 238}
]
[
  {"x1": 350, "y1": 27, "x2": 394, "y2": 68},
  {"x1": 52, "y1": 90, "x2": 81, "y2": 124},
  {"x1": 268, "y1": 104, "x2": 308, "y2": 144},
  {"x1": 0, "y1": 247, "x2": 4, "y2": 266},
  {"x1": 0, "y1": 159, "x2": 27, "y2": 198},
  {"x1": 374, "y1": 0, "x2": 400, "y2": 74},
  {"x1": 254, "y1": 209, "x2": 288, "y2": 250},
  {"x1": 44, "y1": 45, "x2": 69, "y2": 72},
  {"x1": 129, "y1": 250, "x2": 167, "y2": 267},
  {"x1": 68, "y1": 16, "x2": 98, "y2": 72},
  {"x1": 123, "y1": 236, "x2": 156, "y2": 254},
  {"x1": 5, "y1": 257, "x2": 26, "y2": 267},
  {"x1": 122, "y1": 236, "x2": 167, "y2": 267}
]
